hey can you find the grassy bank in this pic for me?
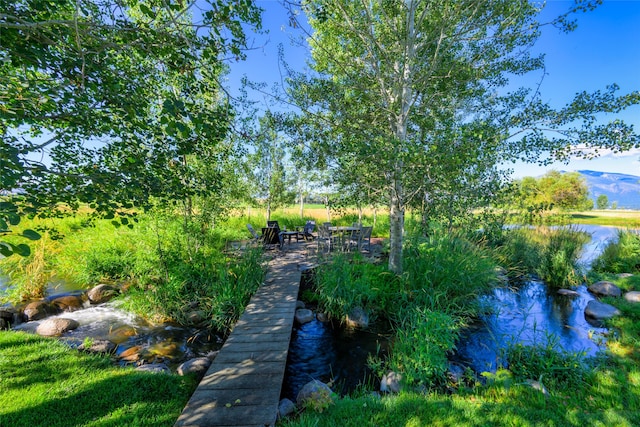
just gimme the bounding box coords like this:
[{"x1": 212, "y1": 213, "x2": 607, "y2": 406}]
[{"x1": 0, "y1": 331, "x2": 197, "y2": 427}]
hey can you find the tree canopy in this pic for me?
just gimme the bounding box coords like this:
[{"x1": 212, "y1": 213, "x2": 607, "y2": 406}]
[
  {"x1": 284, "y1": 0, "x2": 640, "y2": 273},
  {"x1": 1, "y1": 0, "x2": 261, "y2": 254}
]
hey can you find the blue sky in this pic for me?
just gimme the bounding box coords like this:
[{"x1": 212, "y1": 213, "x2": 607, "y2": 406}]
[{"x1": 226, "y1": 0, "x2": 640, "y2": 179}]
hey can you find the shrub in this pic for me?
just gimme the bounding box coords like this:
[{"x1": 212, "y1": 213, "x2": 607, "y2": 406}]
[
  {"x1": 314, "y1": 253, "x2": 398, "y2": 320},
  {"x1": 495, "y1": 226, "x2": 589, "y2": 288}
]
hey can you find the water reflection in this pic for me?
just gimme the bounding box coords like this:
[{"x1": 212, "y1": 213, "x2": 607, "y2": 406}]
[
  {"x1": 282, "y1": 318, "x2": 391, "y2": 400},
  {"x1": 454, "y1": 281, "x2": 608, "y2": 373}
]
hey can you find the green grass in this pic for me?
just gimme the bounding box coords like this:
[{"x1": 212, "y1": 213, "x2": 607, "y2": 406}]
[{"x1": 0, "y1": 331, "x2": 197, "y2": 427}]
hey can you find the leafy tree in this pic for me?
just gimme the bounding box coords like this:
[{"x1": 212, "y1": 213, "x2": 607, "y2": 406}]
[
  {"x1": 514, "y1": 170, "x2": 592, "y2": 222},
  {"x1": 247, "y1": 112, "x2": 296, "y2": 221},
  {"x1": 286, "y1": 0, "x2": 640, "y2": 274},
  {"x1": 596, "y1": 194, "x2": 609, "y2": 210},
  {"x1": 1, "y1": 0, "x2": 262, "y2": 253}
]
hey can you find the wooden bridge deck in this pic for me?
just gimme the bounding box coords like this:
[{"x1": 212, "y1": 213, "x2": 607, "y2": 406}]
[{"x1": 175, "y1": 245, "x2": 308, "y2": 427}]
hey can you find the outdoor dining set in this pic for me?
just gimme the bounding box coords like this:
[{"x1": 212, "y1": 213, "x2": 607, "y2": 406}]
[{"x1": 246, "y1": 220, "x2": 372, "y2": 253}]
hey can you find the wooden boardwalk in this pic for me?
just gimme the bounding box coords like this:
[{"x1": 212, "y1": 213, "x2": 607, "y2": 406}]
[{"x1": 175, "y1": 245, "x2": 309, "y2": 427}]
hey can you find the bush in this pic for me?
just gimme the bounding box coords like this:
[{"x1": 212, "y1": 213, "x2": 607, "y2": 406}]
[
  {"x1": 314, "y1": 253, "x2": 398, "y2": 320},
  {"x1": 495, "y1": 226, "x2": 589, "y2": 288},
  {"x1": 537, "y1": 226, "x2": 589, "y2": 288}
]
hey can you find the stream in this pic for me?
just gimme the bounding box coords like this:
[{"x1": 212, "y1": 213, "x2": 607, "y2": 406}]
[{"x1": 0, "y1": 224, "x2": 626, "y2": 394}]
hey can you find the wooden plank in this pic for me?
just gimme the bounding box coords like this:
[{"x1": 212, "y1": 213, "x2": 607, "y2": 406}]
[
  {"x1": 217, "y1": 340, "x2": 288, "y2": 353},
  {"x1": 204, "y1": 360, "x2": 286, "y2": 376},
  {"x1": 213, "y1": 349, "x2": 288, "y2": 364},
  {"x1": 224, "y1": 332, "x2": 290, "y2": 344},
  {"x1": 174, "y1": 244, "x2": 306, "y2": 426},
  {"x1": 198, "y1": 372, "x2": 284, "y2": 390},
  {"x1": 230, "y1": 323, "x2": 291, "y2": 335},
  {"x1": 176, "y1": 403, "x2": 277, "y2": 427}
]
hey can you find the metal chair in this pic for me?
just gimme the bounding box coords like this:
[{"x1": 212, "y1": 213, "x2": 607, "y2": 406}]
[
  {"x1": 296, "y1": 220, "x2": 316, "y2": 241},
  {"x1": 316, "y1": 224, "x2": 334, "y2": 253},
  {"x1": 359, "y1": 226, "x2": 373, "y2": 252}
]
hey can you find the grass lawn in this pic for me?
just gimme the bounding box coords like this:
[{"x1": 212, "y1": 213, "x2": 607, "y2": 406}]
[{"x1": 0, "y1": 331, "x2": 197, "y2": 427}]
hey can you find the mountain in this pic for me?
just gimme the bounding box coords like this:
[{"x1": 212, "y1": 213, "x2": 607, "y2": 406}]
[{"x1": 577, "y1": 170, "x2": 640, "y2": 210}]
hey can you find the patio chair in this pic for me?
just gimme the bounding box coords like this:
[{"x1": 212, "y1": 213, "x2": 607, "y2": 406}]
[
  {"x1": 344, "y1": 226, "x2": 362, "y2": 252},
  {"x1": 316, "y1": 224, "x2": 334, "y2": 253},
  {"x1": 359, "y1": 226, "x2": 373, "y2": 252},
  {"x1": 262, "y1": 226, "x2": 284, "y2": 249},
  {"x1": 267, "y1": 220, "x2": 280, "y2": 229},
  {"x1": 296, "y1": 220, "x2": 316, "y2": 241}
]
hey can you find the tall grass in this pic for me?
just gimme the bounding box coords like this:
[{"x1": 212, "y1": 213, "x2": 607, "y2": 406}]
[
  {"x1": 313, "y1": 253, "x2": 399, "y2": 320},
  {"x1": 495, "y1": 226, "x2": 589, "y2": 288},
  {"x1": 591, "y1": 229, "x2": 640, "y2": 274},
  {"x1": 402, "y1": 232, "x2": 498, "y2": 317}
]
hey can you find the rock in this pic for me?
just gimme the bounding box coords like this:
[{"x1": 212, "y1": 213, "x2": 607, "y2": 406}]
[
  {"x1": 87, "y1": 284, "x2": 119, "y2": 304},
  {"x1": 316, "y1": 312, "x2": 329, "y2": 323},
  {"x1": 345, "y1": 307, "x2": 369, "y2": 329},
  {"x1": 448, "y1": 362, "x2": 466, "y2": 385},
  {"x1": 278, "y1": 398, "x2": 296, "y2": 419},
  {"x1": 296, "y1": 380, "x2": 334, "y2": 410},
  {"x1": 624, "y1": 291, "x2": 640, "y2": 303},
  {"x1": 588, "y1": 281, "x2": 622, "y2": 298},
  {"x1": 177, "y1": 357, "x2": 211, "y2": 377},
  {"x1": 296, "y1": 300, "x2": 306, "y2": 309},
  {"x1": 23, "y1": 300, "x2": 58, "y2": 321},
  {"x1": 524, "y1": 379, "x2": 549, "y2": 397},
  {"x1": 0, "y1": 306, "x2": 21, "y2": 329},
  {"x1": 557, "y1": 289, "x2": 580, "y2": 297},
  {"x1": 119, "y1": 345, "x2": 142, "y2": 362},
  {"x1": 36, "y1": 318, "x2": 79, "y2": 336},
  {"x1": 135, "y1": 363, "x2": 171, "y2": 374},
  {"x1": 78, "y1": 339, "x2": 117, "y2": 354},
  {"x1": 617, "y1": 273, "x2": 634, "y2": 278},
  {"x1": 51, "y1": 295, "x2": 86, "y2": 312},
  {"x1": 295, "y1": 308, "x2": 314, "y2": 325},
  {"x1": 108, "y1": 325, "x2": 138, "y2": 344},
  {"x1": 585, "y1": 300, "x2": 621, "y2": 321},
  {"x1": 380, "y1": 371, "x2": 402, "y2": 394},
  {"x1": 187, "y1": 310, "x2": 207, "y2": 325}
]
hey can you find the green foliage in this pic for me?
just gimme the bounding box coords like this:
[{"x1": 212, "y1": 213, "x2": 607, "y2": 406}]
[
  {"x1": 402, "y1": 231, "x2": 498, "y2": 316},
  {"x1": 513, "y1": 171, "x2": 593, "y2": 223},
  {"x1": 506, "y1": 341, "x2": 590, "y2": 389},
  {"x1": 314, "y1": 253, "x2": 398, "y2": 320},
  {"x1": 0, "y1": 199, "x2": 41, "y2": 257},
  {"x1": 1, "y1": 0, "x2": 263, "y2": 252},
  {"x1": 596, "y1": 194, "x2": 610, "y2": 210},
  {"x1": 495, "y1": 226, "x2": 589, "y2": 287},
  {"x1": 389, "y1": 308, "x2": 459, "y2": 388},
  {"x1": 537, "y1": 226, "x2": 590, "y2": 288},
  {"x1": 592, "y1": 230, "x2": 640, "y2": 274}
]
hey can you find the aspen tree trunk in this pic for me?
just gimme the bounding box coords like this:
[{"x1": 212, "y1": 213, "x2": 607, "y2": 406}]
[{"x1": 387, "y1": 0, "x2": 417, "y2": 275}]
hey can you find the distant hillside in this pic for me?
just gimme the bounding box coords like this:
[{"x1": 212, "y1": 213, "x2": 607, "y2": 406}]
[{"x1": 578, "y1": 170, "x2": 640, "y2": 210}]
